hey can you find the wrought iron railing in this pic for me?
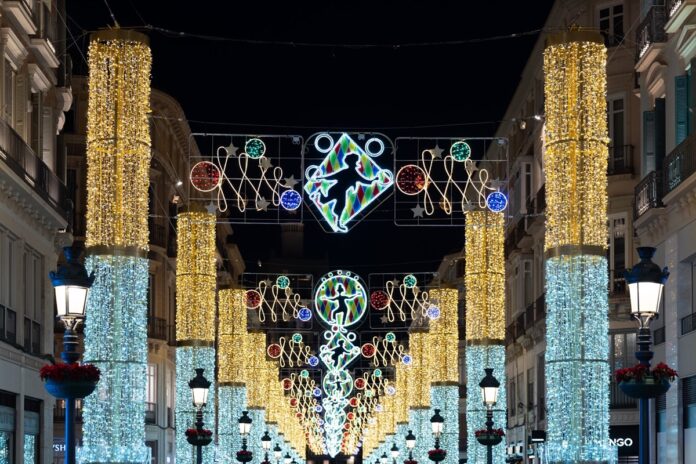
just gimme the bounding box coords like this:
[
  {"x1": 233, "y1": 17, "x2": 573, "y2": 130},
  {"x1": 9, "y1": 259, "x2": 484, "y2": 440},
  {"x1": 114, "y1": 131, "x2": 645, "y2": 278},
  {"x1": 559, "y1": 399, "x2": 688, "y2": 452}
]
[
  {"x1": 149, "y1": 222, "x2": 166, "y2": 248},
  {"x1": 145, "y1": 402, "x2": 156, "y2": 424},
  {"x1": 637, "y1": 5, "x2": 668, "y2": 60},
  {"x1": 681, "y1": 313, "x2": 696, "y2": 335},
  {"x1": 654, "y1": 326, "x2": 666, "y2": 345},
  {"x1": 0, "y1": 117, "x2": 69, "y2": 219},
  {"x1": 608, "y1": 145, "x2": 634, "y2": 175},
  {"x1": 664, "y1": 132, "x2": 696, "y2": 194},
  {"x1": 147, "y1": 316, "x2": 168, "y2": 341},
  {"x1": 634, "y1": 170, "x2": 663, "y2": 218},
  {"x1": 610, "y1": 381, "x2": 637, "y2": 409}
]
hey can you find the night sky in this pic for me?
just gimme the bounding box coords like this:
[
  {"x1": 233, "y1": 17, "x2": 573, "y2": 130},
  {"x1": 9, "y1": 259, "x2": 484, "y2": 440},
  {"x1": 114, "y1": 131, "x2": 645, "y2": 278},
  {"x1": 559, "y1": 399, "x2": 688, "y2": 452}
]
[{"x1": 67, "y1": 1, "x2": 555, "y2": 276}]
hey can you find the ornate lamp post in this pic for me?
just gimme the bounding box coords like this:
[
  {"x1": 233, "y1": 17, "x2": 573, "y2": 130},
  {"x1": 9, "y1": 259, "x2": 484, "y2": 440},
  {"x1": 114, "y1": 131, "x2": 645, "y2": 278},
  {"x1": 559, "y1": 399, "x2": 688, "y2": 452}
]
[
  {"x1": 48, "y1": 246, "x2": 95, "y2": 464},
  {"x1": 624, "y1": 247, "x2": 670, "y2": 464},
  {"x1": 391, "y1": 443, "x2": 400, "y2": 464},
  {"x1": 261, "y1": 431, "x2": 272, "y2": 464},
  {"x1": 273, "y1": 443, "x2": 282, "y2": 464},
  {"x1": 428, "y1": 409, "x2": 446, "y2": 462},
  {"x1": 380, "y1": 452, "x2": 388, "y2": 464},
  {"x1": 236, "y1": 411, "x2": 253, "y2": 463},
  {"x1": 405, "y1": 430, "x2": 416, "y2": 463},
  {"x1": 187, "y1": 369, "x2": 212, "y2": 464},
  {"x1": 283, "y1": 452, "x2": 291, "y2": 464},
  {"x1": 477, "y1": 368, "x2": 501, "y2": 464}
]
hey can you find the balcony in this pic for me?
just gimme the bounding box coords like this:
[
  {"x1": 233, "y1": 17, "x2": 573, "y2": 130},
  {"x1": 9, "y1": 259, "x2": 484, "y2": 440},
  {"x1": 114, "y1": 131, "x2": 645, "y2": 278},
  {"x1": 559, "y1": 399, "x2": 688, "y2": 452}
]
[
  {"x1": 610, "y1": 381, "x2": 637, "y2": 409},
  {"x1": 636, "y1": 5, "x2": 668, "y2": 69},
  {"x1": 147, "y1": 316, "x2": 168, "y2": 341},
  {"x1": 609, "y1": 269, "x2": 627, "y2": 297},
  {"x1": 634, "y1": 170, "x2": 663, "y2": 219},
  {"x1": 654, "y1": 326, "x2": 666, "y2": 345},
  {"x1": 0, "y1": 117, "x2": 69, "y2": 220},
  {"x1": 681, "y1": 313, "x2": 696, "y2": 335},
  {"x1": 145, "y1": 402, "x2": 156, "y2": 424},
  {"x1": 664, "y1": 132, "x2": 696, "y2": 195},
  {"x1": 29, "y1": 2, "x2": 59, "y2": 68},
  {"x1": 3, "y1": 1, "x2": 37, "y2": 35},
  {"x1": 608, "y1": 145, "x2": 634, "y2": 176},
  {"x1": 666, "y1": 0, "x2": 696, "y2": 33}
]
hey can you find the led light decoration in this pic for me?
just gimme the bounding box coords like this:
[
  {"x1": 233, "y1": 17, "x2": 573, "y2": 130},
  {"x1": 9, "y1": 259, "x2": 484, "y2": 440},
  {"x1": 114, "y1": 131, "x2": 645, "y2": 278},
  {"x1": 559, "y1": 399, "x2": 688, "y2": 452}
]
[
  {"x1": 304, "y1": 133, "x2": 394, "y2": 233},
  {"x1": 376, "y1": 277, "x2": 430, "y2": 322},
  {"x1": 268, "y1": 335, "x2": 312, "y2": 368},
  {"x1": 428, "y1": 289, "x2": 458, "y2": 384},
  {"x1": 191, "y1": 137, "x2": 300, "y2": 214},
  {"x1": 250, "y1": 278, "x2": 304, "y2": 322},
  {"x1": 298, "y1": 307, "x2": 312, "y2": 321},
  {"x1": 315, "y1": 270, "x2": 368, "y2": 457},
  {"x1": 485, "y1": 191, "x2": 507, "y2": 213},
  {"x1": 543, "y1": 30, "x2": 614, "y2": 463},
  {"x1": 80, "y1": 28, "x2": 151, "y2": 464}
]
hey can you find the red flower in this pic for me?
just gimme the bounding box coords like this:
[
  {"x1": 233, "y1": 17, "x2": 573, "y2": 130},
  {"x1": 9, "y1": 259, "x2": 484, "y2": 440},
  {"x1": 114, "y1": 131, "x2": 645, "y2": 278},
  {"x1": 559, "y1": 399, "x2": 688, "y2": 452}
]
[
  {"x1": 427, "y1": 449, "x2": 446, "y2": 457},
  {"x1": 39, "y1": 363, "x2": 100, "y2": 382},
  {"x1": 652, "y1": 362, "x2": 678, "y2": 382},
  {"x1": 236, "y1": 450, "x2": 252, "y2": 457},
  {"x1": 474, "y1": 428, "x2": 505, "y2": 437},
  {"x1": 615, "y1": 363, "x2": 678, "y2": 383},
  {"x1": 185, "y1": 428, "x2": 212, "y2": 437}
]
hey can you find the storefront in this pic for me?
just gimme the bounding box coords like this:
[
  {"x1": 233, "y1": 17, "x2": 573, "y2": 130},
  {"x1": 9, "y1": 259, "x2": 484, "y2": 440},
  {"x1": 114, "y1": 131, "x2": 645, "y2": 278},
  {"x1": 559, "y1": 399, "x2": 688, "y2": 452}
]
[{"x1": 609, "y1": 425, "x2": 638, "y2": 463}]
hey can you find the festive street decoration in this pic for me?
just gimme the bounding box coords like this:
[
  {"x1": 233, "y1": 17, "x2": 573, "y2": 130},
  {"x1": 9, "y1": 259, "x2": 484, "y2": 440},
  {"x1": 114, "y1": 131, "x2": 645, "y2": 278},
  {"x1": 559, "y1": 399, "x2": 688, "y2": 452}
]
[
  {"x1": 305, "y1": 133, "x2": 394, "y2": 233},
  {"x1": 79, "y1": 29, "x2": 152, "y2": 464},
  {"x1": 247, "y1": 278, "x2": 305, "y2": 322},
  {"x1": 543, "y1": 30, "x2": 614, "y2": 463}
]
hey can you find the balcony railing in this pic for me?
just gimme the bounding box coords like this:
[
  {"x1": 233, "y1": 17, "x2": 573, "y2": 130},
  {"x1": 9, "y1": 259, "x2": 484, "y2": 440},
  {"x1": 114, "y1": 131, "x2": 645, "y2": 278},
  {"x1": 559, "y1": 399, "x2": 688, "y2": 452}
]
[
  {"x1": 664, "y1": 132, "x2": 696, "y2": 195},
  {"x1": 149, "y1": 222, "x2": 166, "y2": 248},
  {"x1": 681, "y1": 312, "x2": 696, "y2": 335},
  {"x1": 147, "y1": 316, "x2": 168, "y2": 341},
  {"x1": 0, "y1": 117, "x2": 69, "y2": 219},
  {"x1": 145, "y1": 402, "x2": 156, "y2": 424},
  {"x1": 610, "y1": 381, "x2": 637, "y2": 409},
  {"x1": 634, "y1": 170, "x2": 663, "y2": 219},
  {"x1": 654, "y1": 326, "x2": 666, "y2": 345},
  {"x1": 637, "y1": 5, "x2": 668, "y2": 60},
  {"x1": 525, "y1": 302, "x2": 535, "y2": 330},
  {"x1": 609, "y1": 269, "x2": 627, "y2": 296},
  {"x1": 668, "y1": 0, "x2": 685, "y2": 17},
  {"x1": 608, "y1": 145, "x2": 634, "y2": 175}
]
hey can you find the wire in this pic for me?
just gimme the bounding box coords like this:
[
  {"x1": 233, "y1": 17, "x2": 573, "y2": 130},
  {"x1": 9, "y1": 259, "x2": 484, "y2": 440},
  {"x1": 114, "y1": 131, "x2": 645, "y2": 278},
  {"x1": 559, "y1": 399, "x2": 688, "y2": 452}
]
[
  {"x1": 102, "y1": 0, "x2": 119, "y2": 28},
  {"x1": 123, "y1": 24, "x2": 544, "y2": 49}
]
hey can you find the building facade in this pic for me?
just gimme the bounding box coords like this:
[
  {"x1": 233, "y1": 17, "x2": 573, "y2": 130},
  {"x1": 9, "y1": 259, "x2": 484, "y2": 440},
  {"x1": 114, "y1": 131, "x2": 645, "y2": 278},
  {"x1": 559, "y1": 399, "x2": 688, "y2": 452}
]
[
  {"x1": 491, "y1": 0, "x2": 644, "y2": 462},
  {"x1": 0, "y1": 0, "x2": 71, "y2": 463}
]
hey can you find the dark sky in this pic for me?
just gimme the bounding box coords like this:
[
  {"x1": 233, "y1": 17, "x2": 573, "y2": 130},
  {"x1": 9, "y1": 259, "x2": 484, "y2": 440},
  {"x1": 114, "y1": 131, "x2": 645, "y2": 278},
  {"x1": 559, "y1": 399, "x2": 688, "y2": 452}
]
[{"x1": 67, "y1": 0, "x2": 555, "y2": 276}]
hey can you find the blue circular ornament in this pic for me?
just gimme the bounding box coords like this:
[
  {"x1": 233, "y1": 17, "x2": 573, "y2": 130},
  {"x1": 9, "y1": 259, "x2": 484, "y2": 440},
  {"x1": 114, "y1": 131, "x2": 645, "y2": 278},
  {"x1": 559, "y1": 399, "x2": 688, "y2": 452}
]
[
  {"x1": 280, "y1": 190, "x2": 302, "y2": 211},
  {"x1": 315, "y1": 405, "x2": 323, "y2": 412},
  {"x1": 385, "y1": 385, "x2": 396, "y2": 396},
  {"x1": 427, "y1": 306, "x2": 441, "y2": 320},
  {"x1": 486, "y1": 191, "x2": 508, "y2": 213},
  {"x1": 313, "y1": 387, "x2": 322, "y2": 397},
  {"x1": 308, "y1": 355, "x2": 319, "y2": 367},
  {"x1": 298, "y1": 307, "x2": 312, "y2": 322},
  {"x1": 402, "y1": 355, "x2": 412, "y2": 365}
]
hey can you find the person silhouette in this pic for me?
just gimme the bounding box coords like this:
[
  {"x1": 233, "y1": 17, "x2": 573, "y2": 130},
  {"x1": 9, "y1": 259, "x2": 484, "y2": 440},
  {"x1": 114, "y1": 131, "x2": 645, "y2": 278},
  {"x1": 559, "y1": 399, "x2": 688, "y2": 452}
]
[{"x1": 320, "y1": 152, "x2": 366, "y2": 232}]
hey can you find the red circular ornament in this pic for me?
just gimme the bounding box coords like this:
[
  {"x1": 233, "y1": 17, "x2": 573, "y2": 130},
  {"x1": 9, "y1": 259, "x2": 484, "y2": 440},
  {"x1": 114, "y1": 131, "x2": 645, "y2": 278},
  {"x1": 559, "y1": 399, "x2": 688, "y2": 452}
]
[
  {"x1": 296, "y1": 412, "x2": 303, "y2": 418},
  {"x1": 347, "y1": 412, "x2": 355, "y2": 421},
  {"x1": 190, "y1": 161, "x2": 222, "y2": 192},
  {"x1": 370, "y1": 290, "x2": 390, "y2": 310},
  {"x1": 245, "y1": 290, "x2": 262, "y2": 309},
  {"x1": 289, "y1": 397, "x2": 298, "y2": 407},
  {"x1": 349, "y1": 397, "x2": 359, "y2": 407},
  {"x1": 267, "y1": 343, "x2": 281, "y2": 359},
  {"x1": 343, "y1": 423, "x2": 351, "y2": 430},
  {"x1": 396, "y1": 164, "x2": 427, "y2": 195},
  {"x1": 282, "y1": 378, "x2": 293, "y2": 391},
  {"x1": 354, "y1": 378, "x2": 366, "y2": 390},
  {"x1": 361, "y1": 343, "x2": 376, "y2": 358}
]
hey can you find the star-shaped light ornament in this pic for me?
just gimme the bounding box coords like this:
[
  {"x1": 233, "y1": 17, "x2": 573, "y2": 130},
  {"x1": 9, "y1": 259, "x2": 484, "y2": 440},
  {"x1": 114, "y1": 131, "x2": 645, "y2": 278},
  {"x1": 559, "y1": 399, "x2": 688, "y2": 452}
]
[
  {"x1": 430, "y1": 145, "x2": 444, "y2": 159},
  {"x1": 411, "y1": 204, "x2": 425, "y2": 218},
  {"x1": 206, "y1": 201, "x2": 217, "y2": 215},
  {"x1": 260, "y1": 157, "x2": 273, "y2": 170},
  {"x1": 257, "y1": 197, "x2": 270, "y2": 211},
  {"x1": 283, "y1": 175, "x2": 299, "y2": 189},
  {"x1": 224, "y1": 141, "x2": 239, "y2": 157},
  {"x1": 380, "y1": 315, "x2": 389, "y2": 324}
]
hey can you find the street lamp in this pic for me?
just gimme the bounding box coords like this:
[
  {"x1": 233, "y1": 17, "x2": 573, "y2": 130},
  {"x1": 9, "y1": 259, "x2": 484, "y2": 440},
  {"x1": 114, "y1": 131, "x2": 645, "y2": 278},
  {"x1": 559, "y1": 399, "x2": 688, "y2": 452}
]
[
  {"x1": 391, "y1": 443, "x2": 400, "y2": 464},
  {"x1": 479, "y1": 368, "x2": 501, "y2": 464},
  {"x1": 49, "y1": 246, "x2": 94, "y2": 464},
  {"x1": 405, "y1": 430, "x2": 416, "y2": 462},
  {"x1": 188, "y1": 369, "x2": 212, "y2": 464},
  {"x1": 261, "y1": 431, "x2": 272, "y2": 464},
  {"x1": 273, "y1": 443, "x2": 282, "y2": 464},
  {"x1": 625, "y1": 246, "x2": 669, "y2": 464},
  {"x1": 430, "y1": 408, "x2": 444, "y2": 449},
  {"x1": 380, "y1": 452, "x2": 388, "y2": 464},
  {"x1": 283, "y1": 452, "x2": 291, "y2": 464},
  {"x1": 237, "y1": 410, "x2": 253, "y2": 462}
]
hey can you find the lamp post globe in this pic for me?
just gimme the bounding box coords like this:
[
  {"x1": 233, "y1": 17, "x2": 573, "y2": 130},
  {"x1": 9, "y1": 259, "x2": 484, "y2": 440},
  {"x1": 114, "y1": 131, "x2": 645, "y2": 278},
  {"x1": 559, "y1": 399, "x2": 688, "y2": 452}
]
[
  {"x1": 380, "y1": 452, "x2": 388, "y2": 464},
  {"x1": 273, "y1": 443, "x2": 282, "y2": 462},
  {"x1": 262, "y1": 431, "x2": 272, "y2": 451},
  {"x1": 238, "y1": 410, "x2": 253, "y2": 437},
  {"x1": 189, "y1": 368, "x2": 211, "y2": 409},
  {"x1": 283, "y1": 453, "x2": 291, "y2": 464},
  {"x1": 391, "y1": 442, "x2": 400, "y2": 461},
  {"x1": 405, "y1": 430, "x2": 416, "y2": 450},
  {"x1": 479, "y1": 368, "x2": 501, "y2": 464}
]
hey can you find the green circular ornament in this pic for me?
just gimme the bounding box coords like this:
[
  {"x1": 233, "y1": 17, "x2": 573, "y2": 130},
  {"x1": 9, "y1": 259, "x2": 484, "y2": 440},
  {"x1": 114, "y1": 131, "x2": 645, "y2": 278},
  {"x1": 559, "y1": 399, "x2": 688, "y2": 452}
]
[
  {"x1": 245, "y1": 138, "x2": 266, "y2": 159},
  {"x1": 300, "y1": 369, "x2": 309, "y2": 378},
  {"x1": 385, "y1": 332, "x2": 396, "y2": 343},
  {"x1": 292, "y1": 333, "x2": 303, "y2": 344},
  {"x1": 373, "y1": 368, "x2": 382, "y2": 378},
  {"x1": 403, "y1": 274, "x2": 417, "y2": 288},
  {"x1": 276, "y1": 275, "x2": 290, "y2": 289},
  {"x1": 450, "y1": 141, "x2": 471, "y2": 162}
]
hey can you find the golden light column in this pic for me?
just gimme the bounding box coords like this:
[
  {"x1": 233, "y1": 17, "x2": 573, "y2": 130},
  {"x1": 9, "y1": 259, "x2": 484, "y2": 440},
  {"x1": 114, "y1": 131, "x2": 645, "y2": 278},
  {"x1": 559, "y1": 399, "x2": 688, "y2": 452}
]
[
  {"x1": 175, "y1": 207, "x2": 217, "y2": 464},
  {"x1": 543, "y1": 29, "x2": 612, "y2": 462},
  {"x1": 464, "y1": 211, "x2": 506, "y2": 464},
  {"x1": 80, "y1": 29, "x2": 152, "y2": 464}
]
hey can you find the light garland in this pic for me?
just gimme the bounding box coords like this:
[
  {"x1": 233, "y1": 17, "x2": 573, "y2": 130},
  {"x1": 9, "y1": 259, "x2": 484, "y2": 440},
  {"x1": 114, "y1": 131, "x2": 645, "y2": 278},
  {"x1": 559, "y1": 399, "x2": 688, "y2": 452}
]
[
  {"x1": 218, "y1": 386, "x2": 247, "y2": 462},
  {"x1": 428, "y1": 289, "x2": 458, "y2": 384},
  {"x1": 218, "y1": 289, "x2": 247, "y2": 384},
  {"x1": 85, "y1": 30, "x2": 151, "y2": 250},
  {"x1": 544, "y1": 30, "x2": 613, "y2": 463},
  {"x1": 373, "y1": 277, "x2": 431, "y2": 322},
  {"x1": 406, "y1": 332, "x2": 431, "y2": 408},
  {"x1": 79, "y1": 255, "x2": 150, "y2": 464},
  {"x1": 176, "y1": 209, "x2": 217, "y2": 342},
  {"x1": 249, "y1": 278, "x2": 305, "y2": 323}
]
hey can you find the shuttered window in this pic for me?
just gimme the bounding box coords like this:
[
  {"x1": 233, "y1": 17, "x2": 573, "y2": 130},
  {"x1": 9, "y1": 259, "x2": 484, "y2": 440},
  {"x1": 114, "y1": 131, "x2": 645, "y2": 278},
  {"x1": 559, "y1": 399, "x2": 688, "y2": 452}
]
[{"x1": 676, "y1": 75, "x2": 688, "y2": 144}]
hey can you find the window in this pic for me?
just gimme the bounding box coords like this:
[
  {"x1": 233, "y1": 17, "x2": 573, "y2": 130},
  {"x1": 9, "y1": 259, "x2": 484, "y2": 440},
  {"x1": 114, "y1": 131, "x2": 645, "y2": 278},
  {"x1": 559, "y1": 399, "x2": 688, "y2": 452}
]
[
  {"x1": 22, "y1": 248, "x2": 42, "y2": 353},
  {"x1": 608, "y1": 215, "x2": 627, "y2": 294},
  {"x1": 146, "y1": 441, "x2": 158, "y2": 464},
  {"x1": 684, "y1": 376, "x2": 696, "y2": 428},
  {"x1": 523, "y1": 260, "x2": 533, "y2": 307},
  {"x1": 509, "y1": 379, "x2": 516, "y2": 417},
  {"x1": 537, "y1": 353, "x2": 545, "y2": 421},
  {"x1": 3, "y1": 60, "x2": 13, "y2": 124},
  {"x1": 523, "y1": 162, "x2": 532, "y2": 210},
  {"x1": 527, "y1": 368, "x2": 535, "y2": 412},
  {"x1": 607, "y1": 97, "x2": 626, "y2": 173},
  {"x1": 611, "y1": 331, "x2": 636, "y2": 371},
  {"x1": 147, "y1": 273, "x2": 155, "y2": 318},
  {"x1": 599, "y1": 3, "x2": 624, "y2": 47},
  {"x1": 517, "y1": 373, "x2": 524, "y2": 414},
  {"x1": 146, "y1": 364, "x2": 157, "y2": 424}
]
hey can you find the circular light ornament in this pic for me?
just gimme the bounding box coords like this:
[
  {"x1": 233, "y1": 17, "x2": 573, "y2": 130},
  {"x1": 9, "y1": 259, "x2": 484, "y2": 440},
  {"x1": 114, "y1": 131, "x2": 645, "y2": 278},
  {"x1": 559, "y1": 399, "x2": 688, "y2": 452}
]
[
  {"x1": 298, "y1": 307, "x2": 312, "y2": 322},
  {"x1": 292, "y1": 333, "x2": 303, "y2": 344},
  {"x1": 375, "y1": 404, "x2": 383, "y2": 412},
  {"x1": 347, "y1": 412, "x2": 355, "y2": 421},
  {"x1": 486, "y1": 191, "x2": 508, "y2": 213},
  {"x1": 361, "y1": 343, "x2": 376, "y2": 358},
  {"x1": 245, "y1": 289, "x2": 262, "y2": 309},
  {"x1": 427, "y1": 305, "x2": 441, "y2": 320},
  {"x1": 373, "y1": 368, "x2": 382, "y2": 378},
  {"x1": 385, "y1": 385, "x2": 396, "y2": 396},
  {"x1": 403, "y1": 274, "x2": 418, "y2": 289},
  {"x1": 349, "y1": 397, "x2": 359, "y2": 407},
  {"x1": 190, "y1": 161, "x2": 222, "y2": 192},
  {"x1": 401, "y1": 354, "x2": 412, "y2": 365},
  {"x1": 370, "y1": 290, "x2": 390, "y2": 310},
  {"x1": 315, "y1": 405, "x2": 323, "y2": 413},
  {"x1": 289, "y1": 397, "x2": 298, "y2": 407},
  {"x1": 276, "y1": 275, "x2": 290, "y2": 289},
  {"x1": 313, "y1": 388, "x2": 322, "y2": 397},
  {"x1": 300, "y1": 369, "x2": 309, "y2": 378},
  {"x1": 385, "y1": 332, "x2": 396, "y2": 343},
  {"x1": 282, "y1": 378, "x2": 293, "y2": 390},
  {"x1": 280, "y1": 189, "x2": 302, "y2": 211},
  {"x1": 396, "y1": 165, "x2": 428, "y2": 195},
  {"x1": 267, "y1": 343, "x2": 282, "y2": 359},
  {"x1": 354, "y1": 378, "x2": 366, "y2": 390},
  {"x1": 308, "y1": 356, "x2": 319, "y2": 367},
  {"x1": 450, "y1": 141, "x2": 472, "y2": 162},
  {"x1": 245, "y1": 138, "x2": 266, "y2": 159},
  {"x1": 314, "y1": 271, "x2": 368, "y2": 328},
  {"x1": 365, "y1": 138, "x2": 385, "y2": 157}
]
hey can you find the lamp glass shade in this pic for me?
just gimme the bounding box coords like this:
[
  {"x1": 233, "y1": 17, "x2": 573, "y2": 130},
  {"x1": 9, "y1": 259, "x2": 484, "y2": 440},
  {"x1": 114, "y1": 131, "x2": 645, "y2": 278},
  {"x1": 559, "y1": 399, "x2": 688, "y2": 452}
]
[
  {"x1": 283, "y1": 455, "x2": 291, "y2": 464},
  {"x1": 191, "y1": 385, "x2": 209, "y2": 408},
  {"x1": 628, "y1": 281, "x2": 664, "y2": 317},
  {"x1": 54, "y1": 285, "x2": 88, "y2": 319},
  {"x1": 238, "y1": 411, "x2": 252, "y2": 436},
  {"x1": 481, "y1": 384, "x2": 499, "y2": 407},
  {"x1": 262, "y1": 432, "x2": 271, "y2": 450},
  {"x1": 380, "y1": 454, "x2": 388, "y2": 464},
  {"x1": 390, "y1": 445, "x2": 399, "y2": 459},
  {"x1": 274, "y1": 450, "x2": 282, "y2": 460},
  {"x1": 405, "y1": 432, "x2": 416, "y2": 450}
]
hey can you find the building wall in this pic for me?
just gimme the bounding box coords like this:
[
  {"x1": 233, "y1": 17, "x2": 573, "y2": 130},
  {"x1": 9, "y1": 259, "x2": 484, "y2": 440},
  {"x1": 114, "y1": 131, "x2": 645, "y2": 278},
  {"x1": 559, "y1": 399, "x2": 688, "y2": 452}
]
[
  {"x1": 632, "y1": 1, "x2": 696, "y2": 462},
  {"x1": 0, "y1": 0, "x2": 70, "y2": 463}
]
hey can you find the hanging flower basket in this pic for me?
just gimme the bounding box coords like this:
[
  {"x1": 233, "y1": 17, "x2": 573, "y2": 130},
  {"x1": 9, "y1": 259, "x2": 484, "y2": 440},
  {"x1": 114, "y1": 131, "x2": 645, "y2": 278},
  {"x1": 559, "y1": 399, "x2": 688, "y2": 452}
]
[
  {"x1": 236, "y1": 450, "x2": 253, "y2": 463},
  {"x1": 185, "y1": 428, "x2": 213, "y2": 446},
  {"x1": 427, "y1": 448, "x2": 446, "y2": 463},
  {"x1": 40, "y1": 363, "x2": 100, "y2": 399},
  {"x1": 616, "y1": 362, "x2": 677, "y2": 399},
  {"x1": 404, "y1": 459, "x2": 418, "y2": 464},
  {"x1": 475, "y1": 428, "x2": 504, "y2": 447}
]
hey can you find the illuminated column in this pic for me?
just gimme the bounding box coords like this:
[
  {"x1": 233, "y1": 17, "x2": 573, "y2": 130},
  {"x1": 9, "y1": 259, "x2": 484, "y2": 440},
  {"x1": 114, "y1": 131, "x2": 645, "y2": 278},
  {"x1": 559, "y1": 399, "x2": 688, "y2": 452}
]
[
  {"x1": 218, "y1": 289, "x2": 248, "y2": 459},
  {"x1": 428, "y1": 288, "x2": 459, "y2": 464},
  {"x1": 465, "y1": 211, "x2": 506, "y2": 464},
  {"x1": 176, "y1": 209, "x2": 217, "y2": 464},
  {"x1": 79, "y1": 30, "x2": 151, "y2": 464},
  {"x1": 543, "y1": 30, "x2": 613, "y2": 462}
]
